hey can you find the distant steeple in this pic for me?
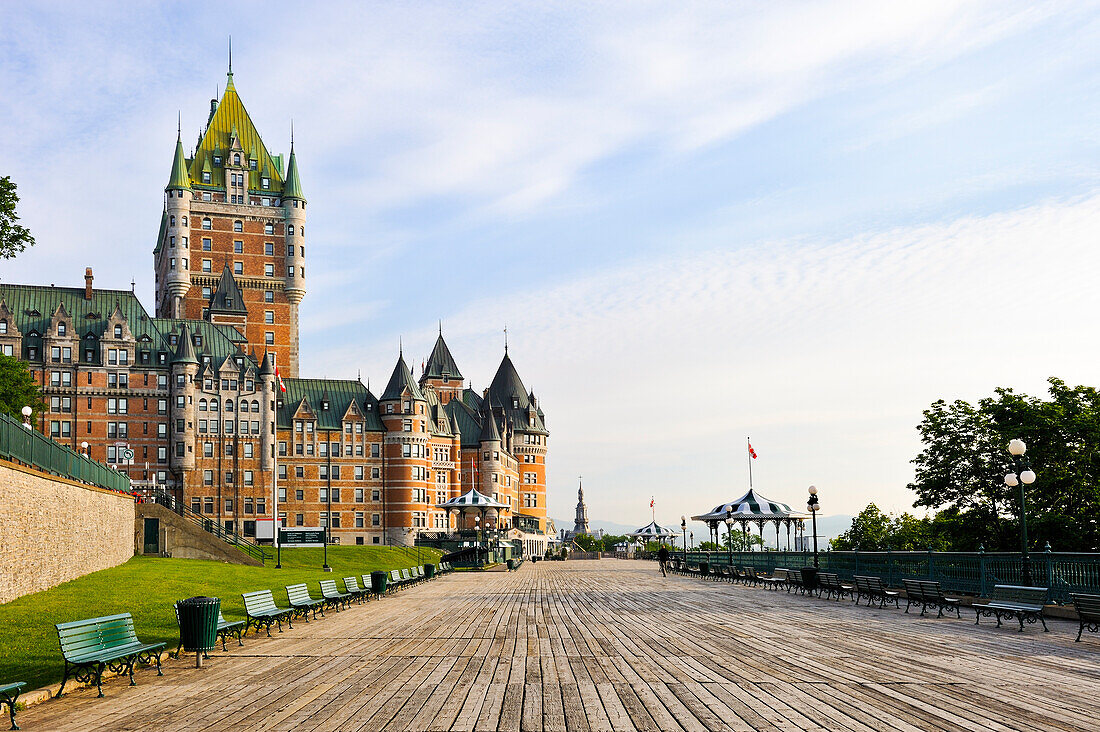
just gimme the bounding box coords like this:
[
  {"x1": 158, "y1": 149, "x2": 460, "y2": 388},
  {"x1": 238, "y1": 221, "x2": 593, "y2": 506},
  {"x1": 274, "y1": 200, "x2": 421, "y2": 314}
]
[{"x1": 573, "y1": 477, "x2": 589, "y2": 535}]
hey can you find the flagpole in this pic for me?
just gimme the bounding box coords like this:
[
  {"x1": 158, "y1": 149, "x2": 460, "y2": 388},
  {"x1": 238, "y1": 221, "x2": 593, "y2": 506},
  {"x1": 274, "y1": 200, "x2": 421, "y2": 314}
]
[{"x1": 747, "y1": 437, "x2": 753, "y2": 489}]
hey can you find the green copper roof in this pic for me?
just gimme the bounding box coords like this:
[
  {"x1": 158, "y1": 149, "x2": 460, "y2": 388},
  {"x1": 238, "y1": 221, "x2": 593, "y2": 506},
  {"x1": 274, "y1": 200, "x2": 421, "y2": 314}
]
[
  {"x1": 445, "y1": 399, "x2": 484, "y2": 448},
  {"x1": 282, "y1": 146, "x2": 304, "y2": 201},
  {"x1": 277, "y1": 378, "x2": 383, "y2": 431},
  {"x1": 488, "y1": 353, "x2": 547, "y2": 434},
  {"x1": 188, "y1": 75, "x2": 285, "y2": 193},
  {"x1": 422, "y1": 332, "x2": 462, "y2": 381},
  {"x1": 381, "y1": 354, "x2": 424, "y2": 401},
  {"x1": 167, "y1": 134, "x2": 191, "y2": 191},
  {"x1": 151, "y1": 318, "x2": 248, "y2": 366},
  {"x1": 172, "y1": 323, "x2": 199, "y2": 365},
  {"x1": 208, "y1": 266, "x2": 248, "y2": 314}
]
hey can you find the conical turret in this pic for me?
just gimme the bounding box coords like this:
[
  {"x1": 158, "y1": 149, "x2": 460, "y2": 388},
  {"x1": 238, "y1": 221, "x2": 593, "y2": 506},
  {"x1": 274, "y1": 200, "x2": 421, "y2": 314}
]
[
  {"x1": 167, "y1": 133, "x2": 191, "y2": 191},
  {"x1": 283, "y1": 143, "x2": 305, "y2": 201}
]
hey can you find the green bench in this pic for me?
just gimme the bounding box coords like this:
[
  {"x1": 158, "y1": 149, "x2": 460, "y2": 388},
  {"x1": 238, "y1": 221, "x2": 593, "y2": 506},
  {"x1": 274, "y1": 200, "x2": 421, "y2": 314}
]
[
  {"x1": 975, "y1": 585, "x2": 1048, "y2": 632},
  {"x1": 319, "y1": 579, "x2": 353, "y2": 611},
  {"x1": 389, "y1": 569, "x2": 406, "y2": 590},
  {"x1": 242, "y1": 590, "x2": 294, "y2": 636},
  {"x1": 1071, "y1": 593, "x2": 1100, "y2": 642},
  {"x1": 760, "y1": 568, "x2": 790, "y2": 590},
  {"x1": 1, "y1": 682, "x2": 25, "y2": 730},
  {"x1": 902, "y1": 579, "x2": 960, "y2": 618},
  {"x1": 343, "y1": 576, "x2": 369, "y2": 603},
  {"x1": 853, "y1": 575, "x2": 899, "y2": 608},
  {"x1": 171, "y1": 603, "x2": 245, "y2": 658},
  {"x1": 817, "y1": 572, "x2": 855, "y2": 600},
  {"x1": 286, "y1": 583, "x2": 325, "y2": 621},
  {"x1": 360, "y1": 574, "x2": 379, "y2": 599},
  {"x1": 56, "y1": 613, "x2": 165, "y2": 697}
]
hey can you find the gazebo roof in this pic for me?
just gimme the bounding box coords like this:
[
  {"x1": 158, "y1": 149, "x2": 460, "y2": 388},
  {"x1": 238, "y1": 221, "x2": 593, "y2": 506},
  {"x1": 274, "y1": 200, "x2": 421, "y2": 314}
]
[
  {"x1": 437, "y1": 488, "x2": 508, "y2": 512},
  {"x1": 691, "y1": 488, "x2": 807, "y2": 522},
  {"x1": 627, "y1": 520, "x2": 676, "y2": 539}
]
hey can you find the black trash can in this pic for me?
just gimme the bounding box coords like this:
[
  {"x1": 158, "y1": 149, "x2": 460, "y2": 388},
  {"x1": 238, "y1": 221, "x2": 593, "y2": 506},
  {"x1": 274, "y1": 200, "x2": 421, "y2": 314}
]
[
  {"x1": 699, "y1": 561, "x2": 709, "y2": 577},
  {"x1": 507, "y1": 559, "x2": 516, "y2": 571},
  {"x1": 424, "y1": 563, "x2": 436, "y2": 579},
  {"x1": 371, "y1": 569, "x2": 388, "y2": 595},
  {"x1": 177, "y1": 596, "x2": 220, "y2": 667},
  {"x1": 801, "y1": 567, "x2": 820, "y2": 593}
]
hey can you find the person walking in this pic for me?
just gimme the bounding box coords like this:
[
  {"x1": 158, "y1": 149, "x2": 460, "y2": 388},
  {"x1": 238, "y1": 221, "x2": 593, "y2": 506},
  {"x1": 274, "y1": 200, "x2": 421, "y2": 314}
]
[{"x1": 657, "y1": 544, "x2": 670, "y2": 577}]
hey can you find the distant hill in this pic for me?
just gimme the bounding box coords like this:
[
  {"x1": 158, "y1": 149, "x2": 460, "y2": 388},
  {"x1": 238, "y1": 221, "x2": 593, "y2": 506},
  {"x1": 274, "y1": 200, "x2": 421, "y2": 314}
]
[{"x1": 552, "y1": 515, "x2": 854, "y2": 544}]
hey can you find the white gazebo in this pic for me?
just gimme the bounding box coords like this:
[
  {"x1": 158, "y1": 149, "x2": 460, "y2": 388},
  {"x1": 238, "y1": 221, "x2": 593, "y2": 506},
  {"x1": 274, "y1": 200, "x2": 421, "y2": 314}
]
[
  {"x1": 437, "y1": 488, "x2": 509, "y2": 530},
  {"x1": 627, "y1": 520, "x2": 676, "y2": 545},
  {"x1": 691, "y1": 488, "x2": 808, "y2": 550}
]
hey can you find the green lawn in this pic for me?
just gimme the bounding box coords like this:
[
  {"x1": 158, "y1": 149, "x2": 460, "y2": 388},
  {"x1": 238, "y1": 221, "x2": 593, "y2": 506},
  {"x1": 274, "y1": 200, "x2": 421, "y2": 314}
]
[{"x1": 0, "y1": 545, "x2": 441, "y2": 690}]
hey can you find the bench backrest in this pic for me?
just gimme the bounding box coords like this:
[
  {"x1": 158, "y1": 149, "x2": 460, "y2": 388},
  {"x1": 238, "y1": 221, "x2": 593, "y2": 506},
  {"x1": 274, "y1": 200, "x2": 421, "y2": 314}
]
[
  {"x1": 243, "y1": 589, "x2": 280, "y2": 615},
  {"x1": 361, "y1": 574, "x2": 374, "y2": 591},
  {"x1": 319, "y1": 579, "x2": 342, "y2": 597},
  {"x1": 771, "y1": 568, "x2": 788, "y2": 581},
  {"x1": 344, "y1": 577, "x2": 362, "y2": 593},
  {"x1": 390, "y1": 570, "x2": 402, "y2": 582},
  {"x1": 819, "y1": 572, "x2": 838, "y2": 586},
  {"x1": 745, "y1": 567, "x2": 758, "y2": 579},
  {"x1": 57, "y1": 614, "x2": 139, "y2": 660},
  {"x1": 401, "y1": 569, "x2": 412, "y2": 581},
  {"x1": 990, "y1": 585, "x2": 1047, "y2": 605},
  {"x1": 417, "y1": 567, "x2": 425, "y2": 577},
  {"x1": 902, "y1": 579, "x2": 944, "y2": 600},
  {"x1": 1072, "y1": 593, "x2": 1100, "y2": 620},
  {"x1": 286, "y1": 583, "x2": 314, "y2": 605}
]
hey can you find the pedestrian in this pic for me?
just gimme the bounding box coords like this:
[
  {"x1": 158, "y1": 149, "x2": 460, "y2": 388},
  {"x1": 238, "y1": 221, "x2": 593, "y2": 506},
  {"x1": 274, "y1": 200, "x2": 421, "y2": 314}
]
[{"x1": 657, "y1": 544, "x2": 670, "y2": 577}]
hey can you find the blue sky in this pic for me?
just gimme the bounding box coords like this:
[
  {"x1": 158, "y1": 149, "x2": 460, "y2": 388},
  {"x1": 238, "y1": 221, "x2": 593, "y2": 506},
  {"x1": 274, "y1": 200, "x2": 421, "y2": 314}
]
[{"x1": 2, "y1": 2, "x2": 1099, "y2": 533}]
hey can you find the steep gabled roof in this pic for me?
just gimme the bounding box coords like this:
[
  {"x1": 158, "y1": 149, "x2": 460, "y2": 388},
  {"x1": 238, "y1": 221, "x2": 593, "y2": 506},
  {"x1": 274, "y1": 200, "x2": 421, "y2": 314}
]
[
  {"x1": 422, "y1": 332, "x2": 463, "y2": 381},
  {"x1": 277, "y1": 378, "x2": 383, "y2": 431},
  {"x1": 445, "y1": 399, "x2": 483, "y2": 448},
  {"x1": 208, "y1": 265, "x2": 247, "y2": 314},
  {"x1": 488, "y1": 353, "x2": 548, "y2": 435},
  {"x1": 479, "y1": 401, "x2": 502, "y2": 443},
  {"x1": 172, "y1": 323, "x2": 199, "y2": 365},
  {"x1": 381, "y1": 353, "x2": 424, "y2": 401}
]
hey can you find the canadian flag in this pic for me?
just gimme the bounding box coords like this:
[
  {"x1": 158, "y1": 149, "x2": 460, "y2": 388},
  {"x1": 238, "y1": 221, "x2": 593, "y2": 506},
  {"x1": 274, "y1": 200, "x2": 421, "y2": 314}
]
[
  {"x1": 748, "y1": 442, "x2": 758, "y2": 459},
  {"x1": 650, "y1": 497, "x2": 655, "y2": 508},
  {"x1": 275, "y1": 366, "x2": 286, "y2": 393}
]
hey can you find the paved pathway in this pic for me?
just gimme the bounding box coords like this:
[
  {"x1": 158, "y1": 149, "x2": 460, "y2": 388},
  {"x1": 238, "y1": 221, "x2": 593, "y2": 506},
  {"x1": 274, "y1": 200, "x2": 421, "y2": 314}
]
[{"x1": 24, "y1": 560, "x2": 1100, "y2": 731}]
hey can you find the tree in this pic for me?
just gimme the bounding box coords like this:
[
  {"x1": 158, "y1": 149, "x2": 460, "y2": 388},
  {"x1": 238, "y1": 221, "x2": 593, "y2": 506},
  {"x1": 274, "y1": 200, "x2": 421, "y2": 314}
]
[
  {"x1": 697, "y1": 541, "x2": 720, "y2": 552},
  {"x1": 0, "y1": 176, "x2": 35, "y2": 260},
  {"x1": 908, "y1": 378, "x2": 1100, "y2": 551},
  {"x1": 722, "y1": 526, "x2": 763, "y2": 551},
  {"x1": 831, "y1": 503, "x2": 949, "y2": 551},
  {"x1": 0, "y1": 354, "x2": 42, "y2": 425},
  {"x1": 572, "y1": 533, "x2": 599, "y2": 552},
  {"x1": 831, "y1": 504, "x2": 891, "y2": 550},
  {"x1": 599, "y1": 534, "x2": 628, "y2": 551}
]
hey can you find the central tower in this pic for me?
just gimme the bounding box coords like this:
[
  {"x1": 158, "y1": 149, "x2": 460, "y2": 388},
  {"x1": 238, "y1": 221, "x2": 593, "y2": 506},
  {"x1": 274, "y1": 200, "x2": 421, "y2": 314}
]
[{"x1": 154, "y1": 69, "x2": 307, "y2": 376}]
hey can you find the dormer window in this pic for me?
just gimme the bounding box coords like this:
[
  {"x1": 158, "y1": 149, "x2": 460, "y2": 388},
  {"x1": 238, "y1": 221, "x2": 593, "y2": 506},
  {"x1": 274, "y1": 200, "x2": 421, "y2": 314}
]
[
  {"x1": 169, "y1": 334, "x2": 178, "y2": 346},
  {"x1": 114, "y1": 325, "x2": 122, "y2": 338},
  {"x1": 225, "y1": 298, "x2": 233, "y2": 308},
  {"x1": 194, "y1": 335, "x2": 202, "y2": 347},
  {"x1": 233, "y1": 153, "x2": 241, "y2": 165},
  {"x1": 0, "y1": 321, "x2": 6, "y2": 334},
  {"x1": 213, "y1": 155, "x2": 222, "y2": 166},
  {"x1": 250, "y1": 159, "x2": 257, "y2": 170},
  {"x1": 322, "y1": 400, "x2": 329, "y2": 411},
  {"x1": 512, "y1": 398, "x2": 519, "y2": 408},
  {"x1": 202, "y1": 172, "x2": 211, "y2": 184},
  {"x1": 262, "y1": 178, "x2": 270, "y2": 189},
  {"x1": 58, "y1": 323, "x2": 66, "y2": 336},
  {"x1": 202, "y1": 218, "x2": 211, "y2": 230}
]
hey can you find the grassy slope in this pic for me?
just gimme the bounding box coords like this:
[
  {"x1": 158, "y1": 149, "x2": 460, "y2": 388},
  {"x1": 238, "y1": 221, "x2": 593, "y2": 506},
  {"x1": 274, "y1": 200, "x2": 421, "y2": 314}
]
[{"x1": 0, "y1": 545, "x2": 441, "y2": 690}]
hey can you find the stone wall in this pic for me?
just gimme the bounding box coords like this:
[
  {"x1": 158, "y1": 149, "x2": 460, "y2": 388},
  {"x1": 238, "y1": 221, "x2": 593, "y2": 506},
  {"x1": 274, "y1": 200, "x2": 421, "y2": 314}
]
[
  {"x1": 134, "y1": 502, "x2": 262, "y2": 566},
  {"x1": 0, "y1": 460, "x2": 135, "y2": 604}
]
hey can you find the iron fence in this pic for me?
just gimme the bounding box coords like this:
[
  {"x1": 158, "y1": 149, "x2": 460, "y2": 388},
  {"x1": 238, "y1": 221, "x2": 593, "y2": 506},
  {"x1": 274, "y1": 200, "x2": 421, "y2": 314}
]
[
  {"x1": 656, "y1": 548, "x2": 1100, "y2": 604},
  {"x1": 0, "y1": 411, "x2": 131, "y2": 493}
]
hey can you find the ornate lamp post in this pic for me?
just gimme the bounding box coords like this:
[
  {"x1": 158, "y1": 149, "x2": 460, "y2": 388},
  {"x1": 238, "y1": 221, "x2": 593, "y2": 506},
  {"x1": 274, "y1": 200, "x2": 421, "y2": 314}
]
[
  {"x1": 724, "y1": 514, "x2": 734, "y2": 570},
  {"x1": 681, "y1": 516, "x2": 687, "y2": 563},
  {"x1": 21, "y1": 405, "x2": 32, "y2": 429},
  {"x1": 80, "y1": 441, "x2": 89, "y2": 457},
  {"x1": 806, "y1": 486, "x2": 820, "y2": 568},
  {"x1": 1005, "y1": 439, "x2": 1037, "y2": 586},
  {"x1": 474, "y1": 514, "x2": 482, "y2": 566}
]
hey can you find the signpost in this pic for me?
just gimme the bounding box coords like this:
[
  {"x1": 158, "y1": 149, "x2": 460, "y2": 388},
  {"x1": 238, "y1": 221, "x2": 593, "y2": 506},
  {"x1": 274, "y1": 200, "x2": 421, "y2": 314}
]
[{"x1": 279, "y1": 528, "x2": 326, "y2": 548}]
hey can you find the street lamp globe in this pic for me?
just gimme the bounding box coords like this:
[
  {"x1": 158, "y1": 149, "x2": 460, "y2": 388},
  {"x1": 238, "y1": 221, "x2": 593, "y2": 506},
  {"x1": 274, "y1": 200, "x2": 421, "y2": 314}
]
[
  {"x1": 1008, "y1": 439, "x2": 1026, "y2": 456},
  {"x1": 1020, "y1": 469, "x2": 1036, "y2": 485},
  {"x1": 21, "y1": 406, "x2": 32, "y2": 417},
  {"x1": 808, "y1": 485, "x2": 817, "y2": 496},
  {"x1": 724, "y1": 517, "x2": 733, "y2": 527},
  {"x1": 680, "y1": 515, "x2": 686, "y2": 524},
  {"x1": 1004, "y1": 472, "x2": 1019, "y2": 487}
]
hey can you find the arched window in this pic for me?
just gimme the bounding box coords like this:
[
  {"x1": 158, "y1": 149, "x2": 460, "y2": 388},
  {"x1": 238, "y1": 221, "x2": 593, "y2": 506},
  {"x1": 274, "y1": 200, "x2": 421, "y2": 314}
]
[
  {"x1": 251, "y1": 400, "x2": 260, "y2": 412},
  {"x1": 234, "y1": 153, "x2": 241, "y2": 165},
  {"x1": 181, "y1": 216, "x2": 187, "y2": 226},
  {"x1": 225, "y1": 399, "x2": 234, "y2": 412},
  {"x1": 202, "y1": 218, "x2": 211, "y2": 230},
  {"x1": 288, "y1": 225, "x2": 295, "y2": 236},
  {"x1": 170, "y1": 215, "x2": 176, "y2": 226},
  {"x1": 233, "y1": 221, "x2": 243, "y2": 233},
  {"x1": 211, "y1": 400, "x2": 219, "y2": 412},
  {"x1": 199, "y1": 399, "x2": 207, "y2": 411}
]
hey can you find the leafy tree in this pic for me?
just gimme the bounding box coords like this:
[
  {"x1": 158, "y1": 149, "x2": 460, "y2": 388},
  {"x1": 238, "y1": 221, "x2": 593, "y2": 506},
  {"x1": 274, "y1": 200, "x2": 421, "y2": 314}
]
[
  {"x1": 831, "y1": 504, "x2": 891, "y2": 550},
  {"x1": 599, "y1": 534, "x2": 628, "y2": 551},
  {"x1": 722, "y1": 526, "x2": 763, "y2": 551},
  {"x1": 0, "y1": 354, "x2": 42, "y2": 425},
  {"x1": 831, "y1": 503, "x2": 949, "y2": 551},
  {"x1": 572, "y1": 533, "x2": 599, "y2": 552},
  {"x1": 0, "y1": 176, "x2": 35, "y2": 260},
  {"x1": 909, "y1": 378, "x2": 1100, "y2": 551},
  {"x1": 697, "y1": 541, "x2": 720, "y2": 552}
]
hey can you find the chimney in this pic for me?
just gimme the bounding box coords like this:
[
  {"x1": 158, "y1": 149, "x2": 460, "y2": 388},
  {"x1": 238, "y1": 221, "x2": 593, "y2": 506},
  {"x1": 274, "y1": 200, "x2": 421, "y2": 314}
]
[{"x1": 84, "y1": 268, "x2": 93, "y2": 300}]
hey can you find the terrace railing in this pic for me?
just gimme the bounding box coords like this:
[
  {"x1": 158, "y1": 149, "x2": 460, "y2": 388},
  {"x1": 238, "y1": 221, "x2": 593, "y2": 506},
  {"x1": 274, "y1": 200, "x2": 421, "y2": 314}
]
[
  {"x1": 660, "y1": 548, "x2": 1100, "y2": 604},
  {"x1": 0, "y1": 411, "x2": 131, "y2": 493}
]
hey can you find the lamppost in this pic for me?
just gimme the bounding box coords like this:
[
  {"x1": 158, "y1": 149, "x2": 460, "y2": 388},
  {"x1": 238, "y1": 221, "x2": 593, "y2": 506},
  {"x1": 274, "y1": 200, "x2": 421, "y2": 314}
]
[
  {"x1": 21, "y1": 405, "x2": 32, "y2": 429},
  {"x1": 724, "y1": 514, "x2": 734, "y2": 570},
  {"x1": 474, "y1": 514, "x2": 482, "y2": 566},
  {"x1": 806, "y1": 486, "x2": 820, "y2": 568},
  {"x1": 680, "y1": 516, "x2": 687, "y2": 563},
  {"x1": 689, "y1": 531, "x2": 693, "y2": 551},
  {"x1": 80, "y1": 441, "x2": 89, "y2": 457},
  {"x1": 1005, "y1": 439, "x2": 1037, "y2": 586}
]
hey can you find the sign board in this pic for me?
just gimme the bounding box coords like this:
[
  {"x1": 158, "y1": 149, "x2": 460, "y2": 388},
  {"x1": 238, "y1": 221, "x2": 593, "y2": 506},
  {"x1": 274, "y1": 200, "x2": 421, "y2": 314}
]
[
  {"x1": 256, "y1": 518, "x2": 274, "y2": 540},
  {"x1": 122, "y1": 448, "x2": 135, "y2": 461},
  {"x1": 279, "y1": 528, "x2": 326, "y2": 547}
]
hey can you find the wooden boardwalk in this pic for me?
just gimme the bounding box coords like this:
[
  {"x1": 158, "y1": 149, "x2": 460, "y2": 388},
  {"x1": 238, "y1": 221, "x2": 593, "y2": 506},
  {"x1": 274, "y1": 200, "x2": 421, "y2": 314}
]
[{"x1": 23, "y1": 560, "x2": 1100, "y2": 731}]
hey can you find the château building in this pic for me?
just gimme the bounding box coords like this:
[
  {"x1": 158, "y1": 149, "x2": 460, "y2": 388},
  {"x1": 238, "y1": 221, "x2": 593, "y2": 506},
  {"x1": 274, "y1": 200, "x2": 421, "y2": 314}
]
[{"x1": 0, "y1": 68, "x2": 549, "y2": 554}]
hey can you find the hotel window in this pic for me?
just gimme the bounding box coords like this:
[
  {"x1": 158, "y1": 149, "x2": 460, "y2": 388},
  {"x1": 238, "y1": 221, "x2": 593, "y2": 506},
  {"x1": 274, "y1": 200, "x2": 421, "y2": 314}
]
[
  {"x1": 371, "y1": 467, "x2": 380, "y2": 479},
  {"x1": 202, "y1": 237, "x2": 211, "y2": 251},
  {"x1": 264, "y1": 290, "x2": 274, "y2": 303},
  {"x1": 265, "y1": 264, "x2": 274, "y2": 277},
  {"x1": 202, "y1": 260, "x2": 211, "y2": 273},
  {"x1": 202, "y1": 172, "x2": 211, "y2": 184},
  {"x1": 203, "y1": 192, "x2": 212, "y2": 202},
  {"x1": 264, "y1": 222, "x2": 273, "y2": 234},
  {"x1": 265, "y1": 242, "x2": 274, "y2": 256},
  {"x1": 233, "y1": 221, "x2": 243, "y2": 232},
  {"x1": 355, "y1": 487, "x2": 364, "y2": 501},
  {"x1": 371, "y1": 444, "x2": 380, "y2": 458},
  {"x1": 203, "y1": 470, "x2": 213, "y2": 486},
  {"x1": 234, "y1": 240, "x2": 243, "y2": 253},
  {"x1": 288, "y1": 225, "x2": 295, "y2": 236},
  {"x1": 265, "y1": 332, "x2": 274, "y2": 345},
  {"x1": 295, "y1": 488, "x2": 303, "y2": 500},
  {"x1": 244, "y1": 471, "x2": 254, "y2": 486},
  {"x1": 286, "y1": 266, "x2": 294, "y2": 277},
  {"x1": 234, "y1": 262, "x2": 243, "y2": 275},
  {"x1": 355, "y1": 512, "x2": 364, "y2": 528},
  {"x1": 372, "y1": 514, "x2": 380, "y2": 526},
  {"x1": 295, "y1": 514, "x2": 304, "y2": 526},
  {"x1": 264, "y1": 311, "x2": 274, "y2": 324},
  {"x1": 202, "y1": 218, "x2": 212, "y2": 230}
]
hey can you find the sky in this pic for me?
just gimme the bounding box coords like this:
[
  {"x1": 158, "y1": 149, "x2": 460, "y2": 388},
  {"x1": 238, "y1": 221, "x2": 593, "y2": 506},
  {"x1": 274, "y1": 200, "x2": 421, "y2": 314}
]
[{"x1": 2, "y1": 1, "x2": 1099, "y2": 535}]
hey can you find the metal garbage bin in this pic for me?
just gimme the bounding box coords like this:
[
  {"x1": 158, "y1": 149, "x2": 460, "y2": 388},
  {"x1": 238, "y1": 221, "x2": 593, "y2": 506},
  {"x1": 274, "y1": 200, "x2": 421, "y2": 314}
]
[
  {"x1": 371, "y1": 569, "x2": 388, "y2": 595},
  {"x1": 177, "y1": 596, "x2": 220, "y2": 667},
  {"x1": 699, "y1": 561, "x2": 709, "y2": 577},
  {"x1": 801, "y1": 567, "x2": 820, "y2": 593},
  {"x1": 507, "y1": 559, "x2": 516, "y2": 571},
  {"x1": 424, "y1": 563, "x2": 436, "y2": 579}
]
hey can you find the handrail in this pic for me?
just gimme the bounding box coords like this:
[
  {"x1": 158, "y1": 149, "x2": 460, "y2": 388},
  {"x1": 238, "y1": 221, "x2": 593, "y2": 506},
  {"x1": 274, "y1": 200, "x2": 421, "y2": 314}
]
[
  {"x1": 0, "y1": 411, "x2": 131, "y2": 493},
  {"x1": 147, "y1": 489, "x2": 268, "y2": 564}
]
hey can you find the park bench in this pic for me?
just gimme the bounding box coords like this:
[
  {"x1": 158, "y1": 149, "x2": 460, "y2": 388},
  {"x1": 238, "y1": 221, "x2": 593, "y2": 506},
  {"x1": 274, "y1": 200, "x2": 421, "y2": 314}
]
[
  {"x1": 743, "y1": 567, "x2": 762, "y2": 586},
  {"x1": 853, "y1": 576, "x2": 899, "y2": 608},
  {"x1": 171, "y1": 603, "x2": 245, "y2": 658},
  {"x1": 817, "y1": 572, "x2": 855, "y2": 601},
  {"x1": 1, "y1": 681, "x2": 25, "y2": 730},
  {"x1": 286, "y1": 584, "x2": 325, "y2": 621},
  {"x1": 401, "y1": 568, "x2": 416, "y2": 585},
  {"x1": 760, "y1": 568, "x2": 789, "y2": 590},
  {"x1": 343, "y1": 576, "x2": 370, "y2": 603},
  {"x1": 242, "y1": 590, "x2": 294, "y2": 636},
  {"x1": 56, "y1": 613, "x2": 165, "y2": 698},
  {"x1": 786, "y1": 569, "x2": 807, "y2": 595},
  {"x1": 902, "y1": 579, "x2": 960, "y2": 618},
  {"x1": 319, "y1": 579, "x2": 353, "y2": 611},
  {"x1": 390, "y1": 569, "x2": 406, "y2": 590},
  {"x1": 415, "y1": 566, "x2": 426, "y2": 581},
  {"x1": 360, "y1": 574, "x2": 379, "y2": 599},
  {"x1": 1071, "y1": 593, "x2": 1100, "y2": 642},
  {"x1": 975, "y1": 585, "x2": 1048, "y2": 632}
]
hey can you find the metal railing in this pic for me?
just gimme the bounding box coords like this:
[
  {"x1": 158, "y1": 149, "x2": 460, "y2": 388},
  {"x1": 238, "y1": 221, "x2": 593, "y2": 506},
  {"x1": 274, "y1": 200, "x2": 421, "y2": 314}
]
[
  {"x1": 147, "y1": 490, "x2": 269, "y2": 564},
  {"x1": 651, "y1": 548, "x2": 1100, "y2": 604},
  {"x1": 0, "y1": 411, "x2": 131, "y2": 493}
]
